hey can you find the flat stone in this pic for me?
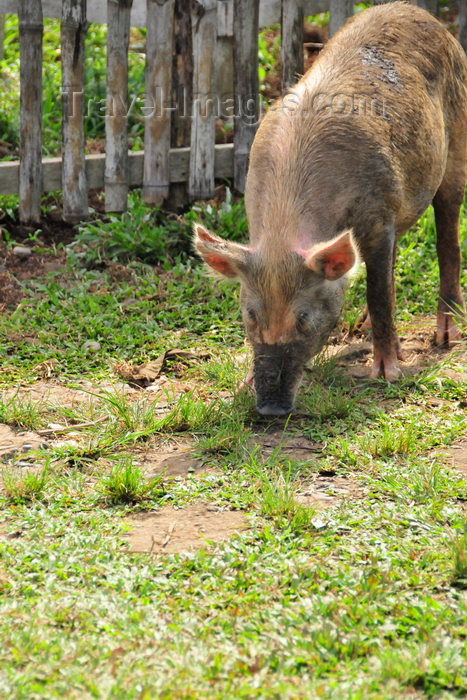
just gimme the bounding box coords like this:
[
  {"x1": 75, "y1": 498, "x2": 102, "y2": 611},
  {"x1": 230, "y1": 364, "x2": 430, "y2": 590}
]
[
  {"x1": 12, "y1": 246, "x2": 32, "y2": 259},
  {"x1": 82, "y1": 341, "x2": 101, "y2": 352}
]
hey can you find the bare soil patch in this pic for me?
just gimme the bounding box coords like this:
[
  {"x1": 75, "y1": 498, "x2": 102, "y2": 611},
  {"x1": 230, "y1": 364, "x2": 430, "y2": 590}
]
[
  {"x1": 328, "y1": 322, "x2": 467, "y2": 380},
  {"x1": 448, "y1": 439, "x2": 467, "y2": 479},
  {"x1": 123, "y1": 503, "x2": 249, "y2": 554},
  {"x1": 0, "y1": 424, "x2": 45, "y2": 460},
  {"x1": 133, "y1": 440, "x2": 205, "y2": 478},
  {"x1": 252, "y1": 429, "x2": 324, "y2": 461},
  {"x1": 2, "y1": 379, "x2": 139, "y2": 406},
  {"x1": 0, "y1": 211, "x2": 76, "y2": 310},
  {"x1": 296, "y1": 472, "x2": 366, "y2": 508}
]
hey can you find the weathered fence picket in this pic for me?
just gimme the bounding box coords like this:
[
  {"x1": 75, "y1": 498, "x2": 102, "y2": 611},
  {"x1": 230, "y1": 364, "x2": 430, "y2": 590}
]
[
  {"x1": 281, "y1": 0, "x2": 304, "y2": 88},
  {"x1": 143, "y1": 0, "x2": 174, "y2": 207},
  {"x1": 233, "y1": 0, "x2": 259, "y2": 194},
  {"x1": 61, "y1": 0, "x2": 88, "y2": 222},
  {"x1": 105, "y1": 0, "x2": 133, "y2": 212},
  {"x1": 18, "y1": 0, "x2": 43, "y2": 223},
  {"x1": 329, "y1": 0, "x2": 353, "y2": 38},
  {"x1": 169, "y1": 0, "x2": 193, "y2": 210},
  {"x1": 189, "y1": 0, "x2": 217, "y2": 201}
]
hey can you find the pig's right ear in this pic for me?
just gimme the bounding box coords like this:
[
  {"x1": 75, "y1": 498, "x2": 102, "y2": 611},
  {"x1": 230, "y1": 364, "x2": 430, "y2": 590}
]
[{"x1": 193, "y1": 223, "x2": 251, "y2": 279}]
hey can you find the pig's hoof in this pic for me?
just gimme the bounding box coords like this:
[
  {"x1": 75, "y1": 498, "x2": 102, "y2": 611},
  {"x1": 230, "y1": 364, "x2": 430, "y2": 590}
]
[
  {"x1": 436, "y1": 313, "x2": 463, "y2": 347},
  {"x1": 370, "y1": 356, "x2": 402, "y2": 382}
]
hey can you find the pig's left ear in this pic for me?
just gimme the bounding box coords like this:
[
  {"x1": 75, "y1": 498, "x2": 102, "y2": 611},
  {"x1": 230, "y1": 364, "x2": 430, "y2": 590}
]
[
  {"x1": 193, "y1": 223, "x2": 252, "y2": 279},
  {"x1": 303, "y1": 230, "x2": 357, "y2": 281}
]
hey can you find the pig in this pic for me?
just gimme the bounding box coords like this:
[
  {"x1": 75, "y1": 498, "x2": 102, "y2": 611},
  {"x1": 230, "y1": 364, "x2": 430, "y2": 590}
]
[{"x1": 194, "y1": 2, "x2": 467, "y2": 416}]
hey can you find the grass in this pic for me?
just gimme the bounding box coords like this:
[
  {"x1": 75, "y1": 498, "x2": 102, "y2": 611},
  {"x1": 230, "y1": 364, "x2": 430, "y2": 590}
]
[
  {"x1": 2, "y1": 463, "x2": 49, "y2": 503},
  {"x1": 0, "y1": 185, "x2": 465, "y2": 697},
  {"x1": 0, "y1": 391, "x2": 48, "y2": 430},
  {"x1": 451, "y1": 522, "x2": 467, "y2": 589},
  {"x1": 1, "y1": 6, "x2": 466, "y2": 694},
  {"x1": 97, "y1": 458, "x2": 165, "y2": 505}
]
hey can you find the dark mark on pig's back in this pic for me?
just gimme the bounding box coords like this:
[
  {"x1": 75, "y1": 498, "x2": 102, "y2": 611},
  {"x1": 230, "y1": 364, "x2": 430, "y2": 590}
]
[{"x1": 360, "y1": 46, "x2": 401, "y2": 90}]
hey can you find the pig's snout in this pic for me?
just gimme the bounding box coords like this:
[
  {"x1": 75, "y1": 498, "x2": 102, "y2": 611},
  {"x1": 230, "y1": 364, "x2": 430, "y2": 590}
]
[
  {"x1": 253, "y1": 343, "x2": 305, "y2": 417},
  {"x1": 257, "y1": 402, "x2": 293, "y2": 417},
  {"x1": 255, "y1": 368, "x2": 294, "y2": 416}
]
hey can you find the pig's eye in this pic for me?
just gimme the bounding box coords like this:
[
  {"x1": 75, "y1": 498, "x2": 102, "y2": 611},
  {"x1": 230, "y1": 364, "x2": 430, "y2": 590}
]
[
  {"x1": 296, "y1": 311, "x2": 310, "y2": 332},
  {"x1": 246, "y1": 308, "x2": 257, "y2": 324}
]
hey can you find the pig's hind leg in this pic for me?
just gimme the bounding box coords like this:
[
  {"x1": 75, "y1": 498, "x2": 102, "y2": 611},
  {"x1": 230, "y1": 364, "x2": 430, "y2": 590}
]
[
  {"x1": 363, "y1": 227, "x2": 402, "y2": 381},
  {"x1": 433, "y1": 136, "x2": 466, "y2": 346}
]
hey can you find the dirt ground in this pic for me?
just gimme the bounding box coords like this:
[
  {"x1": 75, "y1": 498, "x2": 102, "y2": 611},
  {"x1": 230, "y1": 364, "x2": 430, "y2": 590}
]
[
  {"x1": 1, "y1": 433, "x2": 466, "y2": 555},
  {"x1": 124, "y1": 435, "x2": 467, "y2": 555},
  {"x1": 1, "y1": 326, "x2": 465, "y2": 554},
  {"x1": 1, "y1": 201, "x2": 466, "y2": 554},
  {"x1": 124, "y1": 504, "x2": 249, "y2": 555}
]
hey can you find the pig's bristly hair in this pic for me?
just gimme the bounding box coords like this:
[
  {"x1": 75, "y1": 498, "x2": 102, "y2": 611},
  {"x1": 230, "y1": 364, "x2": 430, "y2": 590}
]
[{"x1": 245, "y1": 1, "x2": 467, "y2": 259}]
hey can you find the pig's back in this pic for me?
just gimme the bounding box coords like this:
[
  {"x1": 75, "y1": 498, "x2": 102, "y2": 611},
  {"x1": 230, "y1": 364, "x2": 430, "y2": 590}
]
[
  {"x1": 246, "y1": 2, "x2": 467, "y2": 246},
  {"x1": 318, "y1": 1, "x2": 466, "y2": 129}
]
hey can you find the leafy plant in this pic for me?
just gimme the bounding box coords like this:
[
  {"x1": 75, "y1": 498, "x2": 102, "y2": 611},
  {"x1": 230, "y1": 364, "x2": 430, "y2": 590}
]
[
  {"x1": 72, "y1": 191, "x2": 191, "y2": 265},
  {"x1": 188, "y1": 187, "x2": 248, "y2": 243},
  {"x1": 71, "y1": 187, "x2": 247, "y2": 267}
]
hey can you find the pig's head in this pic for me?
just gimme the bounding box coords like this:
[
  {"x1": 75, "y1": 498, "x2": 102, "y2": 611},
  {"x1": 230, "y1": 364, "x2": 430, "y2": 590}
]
[{"x1": 193, "y1": 224, "x2": 357, "y2": 416}]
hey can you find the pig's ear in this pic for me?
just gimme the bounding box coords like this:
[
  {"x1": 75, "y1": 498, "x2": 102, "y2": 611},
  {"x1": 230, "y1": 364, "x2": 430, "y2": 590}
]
[
  {"x1": 303, "y1": 230, "x2": 357, "y2": 281},
  {"x1": 193, "y1": 223, "x2": 251, "y2": 279}
]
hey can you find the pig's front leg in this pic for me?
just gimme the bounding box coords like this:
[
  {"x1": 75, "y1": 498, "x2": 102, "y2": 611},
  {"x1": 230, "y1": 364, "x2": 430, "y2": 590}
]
[{"x1": 364, "y1": 229, "x2": 402, "y2": 381}]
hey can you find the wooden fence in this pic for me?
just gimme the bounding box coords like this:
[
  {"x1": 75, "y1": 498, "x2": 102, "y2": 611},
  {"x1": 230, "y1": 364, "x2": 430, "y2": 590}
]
[{"x1": 0, "y1": 0, "x2": 464, "y2": 223}]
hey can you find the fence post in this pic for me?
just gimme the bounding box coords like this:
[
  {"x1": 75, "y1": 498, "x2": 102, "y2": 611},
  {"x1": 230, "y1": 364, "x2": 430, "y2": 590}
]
[
  {"x1": 233, "y1": 0, "x2": 259, "y2": 194},
  {"x1": 143, "y1": 0, "x2": 174, "y2": 206},
  {"x1": 61, "y1": 0, "x2": 88, "y2": 222},
  {"x1": 189, "y1": 0, "x2": 217, "y2": 201},
  {"x1": 0, "y1": 15, "x2": 5, "y2": 61},
  {"x1": 167, "y1": 0, "x2": 193, "y2": 210},
  {"x1": 328, "y1": 0, "x2": 353, "y2": 38},
  {"x1": 281, "y1": 0, "x2": 304, "y2": 89},
  {"x1": 105, "y1": 0, "x2": 133, "y2": 213},
  {"x1": 412, "y1": 0, "x2": 439, "y2": 13},
  {"x1": 18, "y1": 0, "x2": 43, "y2": 224},
  {"x1": 459, "y1": 0, "x2": 467, "y2": 54}
]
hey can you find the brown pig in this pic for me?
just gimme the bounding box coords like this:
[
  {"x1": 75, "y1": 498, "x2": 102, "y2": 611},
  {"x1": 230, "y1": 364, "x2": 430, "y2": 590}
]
[{"x1": 194, "y1": 2, "x2": 467, "y2": 416}]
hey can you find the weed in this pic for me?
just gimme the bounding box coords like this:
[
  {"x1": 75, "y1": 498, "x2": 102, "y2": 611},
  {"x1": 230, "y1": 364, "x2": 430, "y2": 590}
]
[
  {"x1": 189, "y1": 187, "x2": 248, "y2": 243},
  {"x1": 73, "y1": 192, "x2": 193, "y2": 265},
  {"x1": 97, "y1": 458, "x2": 164, "y2": 505},
  {"x1": 0, "y1": 392, "x2": 47, "y2": 430},
  {"x1": 451, "y1": 522, "x2": 467, "y2": 589},
  {"x1": 78, "y1": 385, "x2": 161, "y2": 433},
  {"x1": 299, "y1": 382, "x2": 357, "y2": 422},
  {"x1": 151, "y1": 391, "x2": 218, "y2": 434},
  {"x1": 241, "y1": 452, "x2": 316, "y2": 531},
  {"x1": 363, "y1": 420, "x2": 420, "y2": 458},
  {"x1": 2, "y1": 463, "x2": 49, "y2": 503}
]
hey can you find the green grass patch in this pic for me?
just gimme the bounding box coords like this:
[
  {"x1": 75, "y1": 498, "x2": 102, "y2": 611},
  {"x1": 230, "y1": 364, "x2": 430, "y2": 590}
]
[{"x1": 0, "y1": 189, "x2": 466, "y2": 698}]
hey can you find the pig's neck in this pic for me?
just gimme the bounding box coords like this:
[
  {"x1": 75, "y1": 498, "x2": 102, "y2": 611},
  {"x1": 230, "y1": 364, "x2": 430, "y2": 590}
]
[{"x1": 249, "y1": 203, "x2": 334, "y2": 257}]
